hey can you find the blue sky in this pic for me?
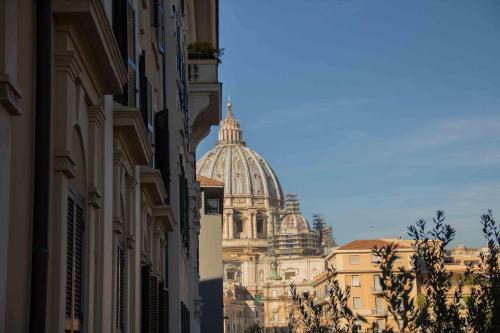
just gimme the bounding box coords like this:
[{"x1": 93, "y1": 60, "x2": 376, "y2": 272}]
[{"x1": 197, "y1": 0, "x2": 500, "y2": 247}]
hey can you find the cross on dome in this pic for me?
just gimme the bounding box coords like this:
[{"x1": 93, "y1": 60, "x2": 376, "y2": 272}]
[{"x1": 218, "y1": 97, "x2": 245, "y2": 145}]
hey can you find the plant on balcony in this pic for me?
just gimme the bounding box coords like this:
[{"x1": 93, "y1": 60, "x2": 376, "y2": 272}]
[{"x1": 188, "y1": 42, "x2": 224, "y2": 63}]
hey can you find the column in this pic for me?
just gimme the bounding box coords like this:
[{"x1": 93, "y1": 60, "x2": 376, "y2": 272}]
[
  {"x1": 228, "y1": 212, "x2": 233, "y2": 239},
  {"x1": 252, "y1": 211, "x2": 257, "y2": 239}
]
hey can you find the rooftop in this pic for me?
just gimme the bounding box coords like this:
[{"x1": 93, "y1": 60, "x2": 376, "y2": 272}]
[
  {"x1": 336, "y1": 239, "x2": 412, "y2": 251},
  {"x1": 197, "y1": 175, "x2": 224, "y2": 187}
]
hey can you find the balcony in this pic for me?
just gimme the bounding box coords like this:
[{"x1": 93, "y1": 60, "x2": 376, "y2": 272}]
[
  {"x1": 371, "y1": 287, "x2": 383, "y2": 295},
  {"x1": 187, "y1": 57, "x2": 221, "y2": 150}
]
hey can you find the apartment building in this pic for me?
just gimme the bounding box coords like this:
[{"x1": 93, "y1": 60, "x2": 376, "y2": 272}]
[
  {"x1": 198, "y1": 175, "x2": 224, "y2": 333},
  {"x1": 0, "y1": 0, "x2": 220, "y2": 332},
  {"x1": 313, "y1": 239, "x2": 417, "y2": 332}
]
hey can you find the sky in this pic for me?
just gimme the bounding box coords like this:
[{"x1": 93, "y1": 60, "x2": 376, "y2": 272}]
[{"x1": 197, "y1": 0, "x2": 500, "y2": 247}]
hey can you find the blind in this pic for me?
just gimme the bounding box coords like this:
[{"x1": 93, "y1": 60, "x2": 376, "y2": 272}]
[{"x1": 65, "y1": 192, "x2": 85, "y2": 332}]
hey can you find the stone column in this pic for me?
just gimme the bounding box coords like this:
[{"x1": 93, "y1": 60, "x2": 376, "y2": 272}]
[
  {"x1": 222, "y1": 214, "x2": 228, "y2": 239},
  {"x1": 251, "y1": 210, "x2": 257, "y2": 239},
  {"x1": 228, "y1": 211, "x2": 233, "y2": 239}
]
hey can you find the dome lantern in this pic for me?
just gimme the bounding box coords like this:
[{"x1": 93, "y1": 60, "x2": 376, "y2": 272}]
[{"x1": 218, "y1": 97, "x2": 245, "y2": 145}]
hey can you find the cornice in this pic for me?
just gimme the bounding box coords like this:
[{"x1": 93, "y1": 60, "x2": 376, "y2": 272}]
[
  {"x1": 53, "y1": 0, "x2": 127, "y2": 94},
  {"x1": 113, "y1": 102, "x2": 153, "y2": 166}
]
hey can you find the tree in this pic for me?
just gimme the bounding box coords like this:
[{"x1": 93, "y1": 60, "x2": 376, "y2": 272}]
[
  {"x1": 289, "y1": 210, "x2": 500, "y2": 332},
  {"x1": 374, "y1": 210, "x2": 500, "y2": 333},
  {"x1": 289, "y1": 267, "x2": 362, "y2": 333}
]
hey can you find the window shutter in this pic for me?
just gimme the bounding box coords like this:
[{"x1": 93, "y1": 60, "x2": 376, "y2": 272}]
[
  {"x1": 159, "y1": 283, "x2": 169, "y2": 333},
  {"x1": 141, "y1": 265, "x2": 151, "y2": 333},
  {"x1": 149, "y1": 275, "x2": 159, "y2": 333},
  {"x1": 112, "y1": 0, "x2": 129, "y2": 105},
  {"x1": 65, "y1": 193, "x2": 85, "y2": 332},
  {"x1": 65, "y1": 196, "x2": 75, "y2": 318},
  {"x1": 155, "y1": 110, "x2": 170, "y2": 197},
  {"x1": 74, "y1": 203, "x2": 85, "y2": 317},
  {"x1": 116, "y1": 246, "x2": 125, "y2": 331},
  {"x1": 140, "y1": 51, "x2": 147, "y2": 126}
]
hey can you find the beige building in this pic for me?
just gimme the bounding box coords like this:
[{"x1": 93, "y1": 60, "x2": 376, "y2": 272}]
[
  {"x1": 198, "y1": 175, "x2": 225, "y2": 332},
  {"x1": 313, "y1": 239, "x2": 417, "y2": 332},
  {"x1": 0, "y1": 0, "x2": 220, "y2": 332},
  {"x1": 197, "y1": 102, "x2": 332, "y2": 332}
]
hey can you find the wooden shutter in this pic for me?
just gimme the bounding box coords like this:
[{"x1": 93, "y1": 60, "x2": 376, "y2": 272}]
[
  {"x1": 140, "y1": 51, "x2": 154, "y2": 150},
  {"x1": 112, "y1": 0, "x2": 128, "y2": 105},
  {"x1": 65, "y1": 192, "x2": 85, "y2": 332},
  {"x1": 155, "y1": 110, "x2": 170, "y2": 200},
  {"x1": 149, "y1": 275, "x2": 159, "y2": 333},
  {"x1": 159, "y1": 283, "x2": 169, "y2": 333},
  {"x1": 116, "y1": 246, "x2": 125, "y2": 331},
  {"x1": 141, "y1": 265, "x2": 151, "y2": 333}
]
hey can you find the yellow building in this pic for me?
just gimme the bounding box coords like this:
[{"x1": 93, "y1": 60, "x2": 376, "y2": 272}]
[{"x1": 313, "y1": 239, "x2": 417, "y2": 332}]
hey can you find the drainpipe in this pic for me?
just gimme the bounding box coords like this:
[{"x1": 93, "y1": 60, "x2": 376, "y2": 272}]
[{"x1": 29, "y1": 0, "x2": 52, "y2": 332}]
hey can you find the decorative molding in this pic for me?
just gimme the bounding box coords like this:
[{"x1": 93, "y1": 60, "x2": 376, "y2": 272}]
[
  {"x1": 88, "y1": 105, "x2": 105, "y2": 127},
  {"x1": 53, "y1": 0, "x2": 127, "y2": 94},
  {"x1": 53, "y1": 153, "x2": 76, "y2": 178},
  {"x1": 140, "y1": 167, "x2": 168, "y2": 205},
  {"x1": 55, "y1": 50, "x2": 83, "y2": 81},
  {"x1": 152, "y1": 205, "x2": 176, "y2": 232},
  {"x1": 0, "y1": 73, "x2": 22, "y2": 115},
  {"x1": 126, "y1": 234, "x2": 135, "y2": 249},
  {"x1": 113, "y1": 102, "x2": 153, "y2": 166},
  {"x1": 88, "y1": 187, "x2": 102, "y2": 208}
]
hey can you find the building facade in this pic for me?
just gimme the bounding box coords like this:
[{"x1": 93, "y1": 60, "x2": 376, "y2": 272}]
[
  {"x1": 313, "y1": 239, "x2": 417, "y2": 332},
  {"x1": 0, "y1": 0, "x2": 221, "y2": 332},
  {"x1": 198, "y1": 176, "x2": 225, "y2": 333}
]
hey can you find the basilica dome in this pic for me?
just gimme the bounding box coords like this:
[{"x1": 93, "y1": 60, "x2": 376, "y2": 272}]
[{"x1": 197, "y1": 100, "x2": 283, "y2": 204}]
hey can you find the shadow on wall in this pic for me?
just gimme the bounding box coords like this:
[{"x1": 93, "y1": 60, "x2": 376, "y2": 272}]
[{"x1": 200, "y1": 278, "x2": 223, "y2": 333}]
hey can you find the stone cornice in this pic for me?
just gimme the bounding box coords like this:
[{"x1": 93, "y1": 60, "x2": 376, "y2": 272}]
[
  {"x1": 113, "y1": 102, "x2": 153, "y2": 166},
  {"x1": 152, "y1": 205, "x2": 176, "y2": 232},
  {"x1": 140, "y1": 167, "x2": 168, "y2": 206},
  {"x1": 53, "y1": 0, "x2": 127, "y2": 94}
]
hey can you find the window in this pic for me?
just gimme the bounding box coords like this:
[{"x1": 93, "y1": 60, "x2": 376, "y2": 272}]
[
  {"x1": 226, "y1": 270, "x2": 235, "y2": 281},
  {"x1": 375, "y1": 297, "x2": 384, "y2": 314},
  {"x1": 112, "y1": 0, "x2": 138, "y2": 107},
  {"x1": 284, "y1": 271, "x2": 296, "y2": 280},
  {"x1": 349, "y1": 255, "x2": 360, "y2": 265},
  {"x1": 376, "y1": 319, "x2": 386, "y2": 332},
  {"x1": 373, "y1": 275, "x2": 382, "y2": 291},
  {"x1": 272, "y1": 290, "x2": 277, "y2": 298},
  {"x1": 205, "y1": 199, "x2": 219, "y2": 215},
  {"x1": 151, "y1": 0, "x2": 165, "y2": 52},
  {"x1": 352, "y1": 275, "x2": 360, "y2": 287},
  {"x1": 139, "y1": 51, "x2": 154, "y2": 147},
  {"x1": 236, "y1": 220, "x2": 243, "y2": 233},
  {"x1": 65, "y1": 192, "x2": 85, "y2": 332},
  {"x1": 371, "y1": 254, "x2": 380, "y2": 264},
  {"x1": 353, "y1": 297, "x2": 361, "y2": 309},
  {"x1": 256, "y1": 213, "x2": 264, "y2": 234}
]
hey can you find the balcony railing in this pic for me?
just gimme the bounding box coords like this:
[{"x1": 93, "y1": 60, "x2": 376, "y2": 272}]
[
  {"x1": 371, "y1": 287, "x2": 383, "y2": 294},
  {"x1": 188, "y1": 58, "x2": 219, "y2": 84}
]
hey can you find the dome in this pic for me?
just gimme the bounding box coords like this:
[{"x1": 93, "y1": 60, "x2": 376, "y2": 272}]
[
  {"x1": 197, "y1": 99, "x2": 284, "y2": 203},
  {"x1": 280, "y1": 213, "x2": 311, "y2": 234},
  {"x1": 279, "y1": 194, "x2": 313, "y2": 234}
]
